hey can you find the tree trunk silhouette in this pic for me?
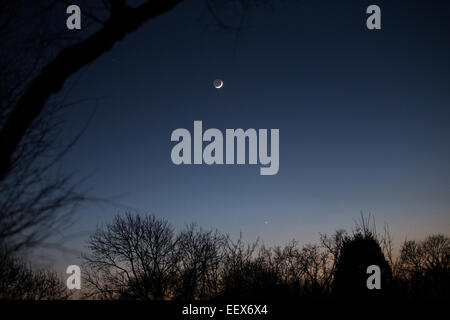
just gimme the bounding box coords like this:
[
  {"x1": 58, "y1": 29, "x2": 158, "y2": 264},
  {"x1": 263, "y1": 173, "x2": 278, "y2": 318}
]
[{"x1": 0, "y1": 0, "x2": 183, "y2": 180}]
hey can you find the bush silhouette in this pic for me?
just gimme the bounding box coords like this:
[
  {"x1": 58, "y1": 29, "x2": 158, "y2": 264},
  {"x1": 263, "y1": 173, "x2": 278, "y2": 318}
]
[{"x1": 332, "y1": 232, "x2": 394, "y2": 299}]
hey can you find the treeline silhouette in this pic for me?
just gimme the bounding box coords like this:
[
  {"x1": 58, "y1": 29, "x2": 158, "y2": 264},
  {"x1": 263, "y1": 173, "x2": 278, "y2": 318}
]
[
  {"x1": 0, "y1": 249, "x2": 68, "y2": 299},
  {"x1": 0, "y1": 212, "x2": 448, "y2": 300},
  {"x1": 78, "y1": 213, "x2": 449, "y2": 300}
]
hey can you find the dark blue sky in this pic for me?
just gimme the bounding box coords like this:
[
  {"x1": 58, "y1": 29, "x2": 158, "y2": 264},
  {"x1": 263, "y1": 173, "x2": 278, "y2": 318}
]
[{"x1": 44, "y1": 0, "x2": 450, "y2": 268}]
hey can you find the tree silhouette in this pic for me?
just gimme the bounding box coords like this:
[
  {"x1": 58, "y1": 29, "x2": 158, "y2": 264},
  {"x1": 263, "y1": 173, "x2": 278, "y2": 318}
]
[
  {"x1": 397, "y1": 234, "x2": 450, "y2": 299},
  {"x1": 83, "y1": 213, "x2": 181, "y2": 299},
  {"x1": 218, "y1": 237, "x2": 281, "y2": 300},
  {"x1": 175, "y1": 224, "x2": 226, "y2": 300},
  {"x1": 0, "y1": 0, "x2": 95, "y2": 253},
  {"x1": 0, "y1": 248, "x2": 69, "y2": 300},
  {"x1": 0, "y1": 0, "x2": 184, "y2": 180}
]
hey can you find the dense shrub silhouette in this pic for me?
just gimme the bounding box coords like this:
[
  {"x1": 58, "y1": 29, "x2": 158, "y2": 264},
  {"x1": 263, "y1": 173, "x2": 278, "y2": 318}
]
[{"x1": 332, "y1": 232, "x2": 394, "y2": 299}]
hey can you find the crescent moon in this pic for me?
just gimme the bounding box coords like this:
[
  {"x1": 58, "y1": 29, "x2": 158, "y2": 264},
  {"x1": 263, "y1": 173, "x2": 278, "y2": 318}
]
[{"x1": 214, "y1": 79, "x2": 223, "y2": 89}]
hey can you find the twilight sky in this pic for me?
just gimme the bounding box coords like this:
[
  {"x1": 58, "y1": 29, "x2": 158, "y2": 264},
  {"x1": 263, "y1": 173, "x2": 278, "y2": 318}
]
[{"x1": 37, "y1": 0, "x2": 450, "y2": 268}]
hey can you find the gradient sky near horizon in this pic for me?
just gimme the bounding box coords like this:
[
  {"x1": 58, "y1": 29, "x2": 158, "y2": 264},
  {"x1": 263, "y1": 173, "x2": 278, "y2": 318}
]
[{"x1": 37, "y1": 0, "x2": 450, "y2": 269}]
